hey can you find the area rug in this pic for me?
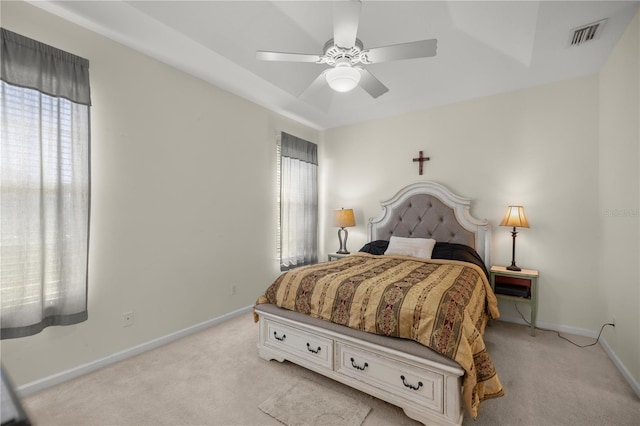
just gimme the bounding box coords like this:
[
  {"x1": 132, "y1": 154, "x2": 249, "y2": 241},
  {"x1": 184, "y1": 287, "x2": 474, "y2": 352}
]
[{"x1": 258, "y1": 378, "x2": 371, "y2": 426}]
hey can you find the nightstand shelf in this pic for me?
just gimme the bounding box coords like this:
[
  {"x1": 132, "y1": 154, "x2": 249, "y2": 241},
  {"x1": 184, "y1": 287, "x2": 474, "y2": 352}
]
[
  {"x1": 327, "y1": 253, "x2": 350, "y2": 261},
  {"x1": 489, "y1": 266, "x2": 539, "y2": 336}
]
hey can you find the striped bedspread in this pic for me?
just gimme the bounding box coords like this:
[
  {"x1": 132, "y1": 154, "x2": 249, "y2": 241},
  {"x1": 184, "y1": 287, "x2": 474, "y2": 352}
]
[{"x1": 255, "y1": 252, "x2": 504, "y2": 418}]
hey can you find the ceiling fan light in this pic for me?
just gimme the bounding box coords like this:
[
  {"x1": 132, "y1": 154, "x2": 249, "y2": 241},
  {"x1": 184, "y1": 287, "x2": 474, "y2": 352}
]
[{"x1": 326, "y1": 66, "x2": 361, "y2": 92}]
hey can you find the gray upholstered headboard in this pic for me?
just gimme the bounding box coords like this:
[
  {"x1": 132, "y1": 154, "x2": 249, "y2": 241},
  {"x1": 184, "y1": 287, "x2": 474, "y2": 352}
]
[{"x1": 368, "y1": 182, "x2": 491, "y2": 266}]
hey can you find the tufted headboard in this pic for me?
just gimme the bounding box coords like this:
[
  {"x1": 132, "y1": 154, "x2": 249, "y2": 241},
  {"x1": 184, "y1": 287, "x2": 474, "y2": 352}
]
[{"x1": 368, "y1": 182, "x2": 491, "y2": 266}]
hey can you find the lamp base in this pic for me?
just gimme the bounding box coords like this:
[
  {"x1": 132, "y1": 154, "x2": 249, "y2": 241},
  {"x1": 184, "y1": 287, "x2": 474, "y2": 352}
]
[
  {"x1": 507, "y1": 227, "x2": 522, "y2": 271},
  {"x1": 337, "y1": 228, "x2": 350, "y2": 255}
]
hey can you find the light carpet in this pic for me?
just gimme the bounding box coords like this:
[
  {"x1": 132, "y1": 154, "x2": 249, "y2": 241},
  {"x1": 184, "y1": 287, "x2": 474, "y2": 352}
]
[
  {"x1": 18, "y1": 313, "x2": 640, "y2": 425},
  {"x1": 259, "y1": 378, "x2": 371, "y2": 426}
]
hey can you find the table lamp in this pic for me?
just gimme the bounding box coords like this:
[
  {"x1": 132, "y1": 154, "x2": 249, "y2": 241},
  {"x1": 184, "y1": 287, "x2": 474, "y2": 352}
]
[
  {"x1": 500, "y1": 205, "x2": 529, "y2": 271},
  {"x1": 333, "y1": 208, "x2": 356, "y2": 254}
]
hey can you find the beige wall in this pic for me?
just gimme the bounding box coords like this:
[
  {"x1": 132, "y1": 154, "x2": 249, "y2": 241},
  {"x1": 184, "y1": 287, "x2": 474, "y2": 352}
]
[
  {"x1": 322, "y1": 75, "x2": 602, "y2": 331},
  {"x1": 1, "y1": 1, "x2": 319, "y2": 386},
  {"x1": 599, "y1": 10, "x2": 640, "y2": 385}
]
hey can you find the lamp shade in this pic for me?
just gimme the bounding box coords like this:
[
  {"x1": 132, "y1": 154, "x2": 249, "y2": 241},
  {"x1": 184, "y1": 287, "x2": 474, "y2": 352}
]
[
  {"x1": 326, "y1": 65, "x2": 361, "y2": 93},
  {"x1": 333, "y1": 208, "x2": 356, "y2": 228},
  {"x1": 500, "y1": 206, "x2": 529, "y2": 228}
]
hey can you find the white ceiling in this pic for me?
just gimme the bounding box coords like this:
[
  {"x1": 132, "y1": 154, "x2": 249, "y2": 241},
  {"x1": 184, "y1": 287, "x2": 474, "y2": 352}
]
[{"x1": 32, "y1": 1, "x2": 639, "y2": 130}]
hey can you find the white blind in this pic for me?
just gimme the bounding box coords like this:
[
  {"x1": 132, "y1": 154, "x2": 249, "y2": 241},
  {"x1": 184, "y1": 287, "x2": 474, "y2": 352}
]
[
  {"x1": 1, "y1": 28, "x2": 90, "y2": 339},
  {"x1": 278, "y1": 132, "x2": 318, "y2": 270}
]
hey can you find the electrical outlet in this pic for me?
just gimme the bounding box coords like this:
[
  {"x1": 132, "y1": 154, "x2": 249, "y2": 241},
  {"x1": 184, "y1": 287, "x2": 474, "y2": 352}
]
[
  {"x1": 231, "y1": 284, "x2": 237, "y2": 296},
  {"x1": 123, "y1": 311, "x2": 134, "y2": 327}
]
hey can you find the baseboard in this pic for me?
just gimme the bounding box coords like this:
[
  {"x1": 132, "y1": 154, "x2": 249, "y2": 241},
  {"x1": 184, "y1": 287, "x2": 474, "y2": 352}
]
[
  {"x1": 16, "y1": 305, "x2": 254, "y2": 398},
  {"x1": 499, "y1": 315, "x2": 640, "y2": 399},
  {"x1": 600, "y1": 337, "x2": 640, "y2": 399},
  {"x1": 18, "y1": 307, "x2": 639, "y2": 402},
  {"x1": 497, "y1": 315, "x2": 599, "y2": 338}
]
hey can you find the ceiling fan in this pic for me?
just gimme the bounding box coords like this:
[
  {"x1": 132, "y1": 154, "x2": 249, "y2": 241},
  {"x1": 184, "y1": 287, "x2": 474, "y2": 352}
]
[{"x1": 256, "y1": 1, "x2": 437, "y2": 98}]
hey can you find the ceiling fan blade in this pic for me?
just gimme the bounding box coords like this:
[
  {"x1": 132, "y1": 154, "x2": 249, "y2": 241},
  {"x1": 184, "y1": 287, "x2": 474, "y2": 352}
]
[
  {"x1": 356, "y1": 68, "x2": 389, "y2": 99},
  {"x1": 365, "y1": 39, "x2": 437, "y2": 63},
  {"x1": 298, "y1": 69, "x2": 329, "y2": 97},
  {"x1": 256, "y1": 51, "x2": 322, "y2": 63},
  {"x1": 333, "y1": 0, "x2": 361, "y2": 48}
]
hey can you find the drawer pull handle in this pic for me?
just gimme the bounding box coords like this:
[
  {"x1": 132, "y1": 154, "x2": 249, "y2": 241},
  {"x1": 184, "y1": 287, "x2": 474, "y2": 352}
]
[
  {"x1": 306, "y1": 343, "x2": 321, "y2": 354},
  {"x1": 350, "y1": 357, "x2": 368, "y2": 371},
  {"x1": 400, "y1": 375, "x2": 423, "y2": 391},
  {"x1": 273, "y1": 331, "x2": 286, "y2": 342}
]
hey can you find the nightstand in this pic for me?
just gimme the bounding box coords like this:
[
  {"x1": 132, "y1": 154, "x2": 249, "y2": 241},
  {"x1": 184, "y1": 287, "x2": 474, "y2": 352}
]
[
  {"x1": 489, "y1": 266, "x2": 539, "y2": 336},
  {"x1": 327, "y1": 253, "x2": 350, "y2": 261}
]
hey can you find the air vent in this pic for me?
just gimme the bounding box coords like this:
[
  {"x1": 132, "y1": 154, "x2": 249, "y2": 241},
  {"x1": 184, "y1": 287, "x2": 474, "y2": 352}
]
[{"x1": 569, "y1": 19, "x2": 607, "y2": 46}]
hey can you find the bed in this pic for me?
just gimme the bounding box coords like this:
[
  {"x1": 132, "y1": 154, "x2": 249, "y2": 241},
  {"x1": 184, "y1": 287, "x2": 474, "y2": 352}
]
[{"x1": 254, "y1": 182, "x2": 503, "y2": 425}]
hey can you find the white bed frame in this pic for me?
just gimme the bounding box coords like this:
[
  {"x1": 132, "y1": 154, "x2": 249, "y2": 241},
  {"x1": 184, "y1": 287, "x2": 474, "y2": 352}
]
[{"x1": 256, "y1": 182, "x2": 491, "y2": 425}]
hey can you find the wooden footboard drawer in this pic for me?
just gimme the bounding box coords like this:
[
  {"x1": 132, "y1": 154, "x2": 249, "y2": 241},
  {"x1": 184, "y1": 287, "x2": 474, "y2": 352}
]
[
  {"x1": 335, "y1": 342, "x2": 445, "y2": 413},
  {"x1": 262, "y1": 319, "x2": 333, "y2": 370}
]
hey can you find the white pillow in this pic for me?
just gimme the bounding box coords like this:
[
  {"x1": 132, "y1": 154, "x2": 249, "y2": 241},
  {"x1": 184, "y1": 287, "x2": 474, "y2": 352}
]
[{"x1": 384, "y1": 236, "x2": 436, "y2": 259}]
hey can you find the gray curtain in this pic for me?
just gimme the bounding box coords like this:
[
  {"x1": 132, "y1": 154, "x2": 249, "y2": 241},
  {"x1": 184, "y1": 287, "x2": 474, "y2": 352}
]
[
  {"x1": 279, "y1": 132, "x2": 318, "y2": 270},
  {"x1": 1, "y1": 28, "x2": 91, "y2": 339}
]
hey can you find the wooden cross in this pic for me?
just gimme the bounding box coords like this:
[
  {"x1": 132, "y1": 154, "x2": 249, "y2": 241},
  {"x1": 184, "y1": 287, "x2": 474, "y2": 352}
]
[{"x1": 412, "y1": 151, "x2": 430, "y2": 175}]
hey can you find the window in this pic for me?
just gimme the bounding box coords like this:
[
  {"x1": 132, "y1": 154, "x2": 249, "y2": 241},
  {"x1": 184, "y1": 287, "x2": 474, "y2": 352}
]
[
  {"x1": 277, "y1": 132, "x2": 318, "y2": 270},
  {"x1": 1, "y1": 28, "x2": 91, "y2": 339}
]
